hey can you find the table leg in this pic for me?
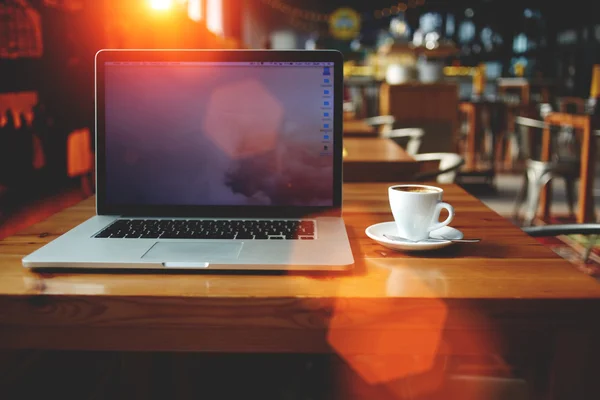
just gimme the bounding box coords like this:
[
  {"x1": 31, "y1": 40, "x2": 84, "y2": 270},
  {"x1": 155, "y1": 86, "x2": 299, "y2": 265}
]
[
  {"x1": 527, "y1": 125, "x2": 535, "y2": 161},
  {"x1": 461, "y1": 103, "x2": 478, "y2": 170},
  {"x1": 466, "y1": 109, "x2": 476, "y2": 169},
  {"x1": 539, "y1": 124, "x2": 552, "y2": 221},
  {"x1": 503, "y1": 110, "x2": 516, "y2": 172},
  {"x1": 578, "y1": 121, "x2": 596, "y2": 223}
]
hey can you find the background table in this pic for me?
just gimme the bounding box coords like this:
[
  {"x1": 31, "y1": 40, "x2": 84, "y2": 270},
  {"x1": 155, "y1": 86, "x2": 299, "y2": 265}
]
[
  {"x1": 1, "y1": 184, "x2": 600, "y2": 398},
  {"x1": 342, "y1": 118, "x2": 378, "y2": 137},
  {"x1": 343, "y1": 137, "x2": 432, "y2": 182}
]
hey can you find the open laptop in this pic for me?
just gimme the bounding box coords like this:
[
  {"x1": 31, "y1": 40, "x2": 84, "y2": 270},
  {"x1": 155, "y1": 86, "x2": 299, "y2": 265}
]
[{"x1": 22, "y1": 49, "x2": 354, "y2": 271}]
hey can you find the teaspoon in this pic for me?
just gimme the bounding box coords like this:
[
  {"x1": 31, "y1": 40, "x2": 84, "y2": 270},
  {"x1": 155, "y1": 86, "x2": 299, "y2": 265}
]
[{"x1": 383, "y1": 234, "x2": 481, "y2": 243}]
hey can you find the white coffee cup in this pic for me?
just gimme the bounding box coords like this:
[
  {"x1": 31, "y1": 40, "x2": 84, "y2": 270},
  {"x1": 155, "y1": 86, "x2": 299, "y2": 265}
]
[{"x1": 388, "y1": 184, "x2": 454, "y2": 241}]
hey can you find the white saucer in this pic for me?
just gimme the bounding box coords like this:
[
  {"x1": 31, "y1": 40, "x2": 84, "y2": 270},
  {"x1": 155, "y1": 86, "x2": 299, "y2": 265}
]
[{"x1": 365, "y1": 222, "x2": 464, "y2": 251}]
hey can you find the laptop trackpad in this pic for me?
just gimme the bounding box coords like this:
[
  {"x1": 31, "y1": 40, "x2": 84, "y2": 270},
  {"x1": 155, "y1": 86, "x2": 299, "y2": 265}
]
[{"x1": 142, "y1": 242, "x2": 243, "y2": 262}]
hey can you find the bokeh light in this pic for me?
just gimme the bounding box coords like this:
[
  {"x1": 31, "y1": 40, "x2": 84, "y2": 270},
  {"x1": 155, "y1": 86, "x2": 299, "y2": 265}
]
[{"x1": 150, "y1": 0, "x2": 173, "y2": 11}]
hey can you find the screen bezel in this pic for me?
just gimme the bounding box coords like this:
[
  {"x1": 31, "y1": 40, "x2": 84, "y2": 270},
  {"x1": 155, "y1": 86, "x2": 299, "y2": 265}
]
[{"x1": 95, "y1": 49, "x2": 343, "y2": 218}]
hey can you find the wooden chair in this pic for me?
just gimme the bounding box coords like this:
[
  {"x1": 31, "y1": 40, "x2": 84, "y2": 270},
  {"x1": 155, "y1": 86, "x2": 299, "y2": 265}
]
[
  {"x1": 540, "y1": 113, "x2": 596, "y2": 223},
  {"x1": 514, "y1": 158, "x2": 579, "y2": 226},
  {"x1": 495, "y1": 78, "x2": 540, "y2": 171},
  {"x1": 512, "y1": 115, "x2": 580, "y2": 225},
  {"x1": 497, "y1": 78, "x2": 530, "y2": 105},
  {"x1": 458, "y1": 101, "x2": 483, "y2": 169},
  {"x1": 67, "y1": 127, "x2": 94, "y2": 197},
  {"x1": 379, "y1": 82, "x2": 460, "y2": 154},
  {"x1": 557, "y1": 96, "x2": 586, "y2": 114},
  {"x1": 514, "y1": 113, "x2": 597, "y2": 225}
]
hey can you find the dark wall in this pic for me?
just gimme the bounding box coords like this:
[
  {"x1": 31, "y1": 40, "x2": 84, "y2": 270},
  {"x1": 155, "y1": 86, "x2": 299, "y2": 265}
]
[{"x1": 39, "y1": 1, "x2": 105, "y2": 130}]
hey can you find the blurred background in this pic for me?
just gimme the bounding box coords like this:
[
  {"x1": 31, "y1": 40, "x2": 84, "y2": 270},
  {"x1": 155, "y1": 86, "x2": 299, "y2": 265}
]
[
  {"x1": 1, "y1": 0, "x2": 599, "y2": 239},
  {"x1": 3, "y1": 3, "x2": 600, "y2": 398}
]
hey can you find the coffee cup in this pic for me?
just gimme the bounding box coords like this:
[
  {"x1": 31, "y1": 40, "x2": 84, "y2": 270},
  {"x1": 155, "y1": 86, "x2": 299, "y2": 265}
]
[{"x1": 388, "y1": 184, "x2": 454, "y2": 241}]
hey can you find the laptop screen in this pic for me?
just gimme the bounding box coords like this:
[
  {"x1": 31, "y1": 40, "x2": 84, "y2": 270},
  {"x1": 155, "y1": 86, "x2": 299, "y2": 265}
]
[{"x1": 103, "y1": 61, "x2": 335, "y2": 208}]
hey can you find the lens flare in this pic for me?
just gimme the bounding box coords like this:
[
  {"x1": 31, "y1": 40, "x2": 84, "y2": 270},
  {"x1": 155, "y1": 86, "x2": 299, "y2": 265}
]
[{"x1": 150, "y1": 0, "x2": 172, "y2": 11}]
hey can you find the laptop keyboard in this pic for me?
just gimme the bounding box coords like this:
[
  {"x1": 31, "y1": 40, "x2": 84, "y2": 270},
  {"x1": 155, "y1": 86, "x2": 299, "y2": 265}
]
[{"x1": 94, "y1": 219, "x2": 316, "y2": 240}]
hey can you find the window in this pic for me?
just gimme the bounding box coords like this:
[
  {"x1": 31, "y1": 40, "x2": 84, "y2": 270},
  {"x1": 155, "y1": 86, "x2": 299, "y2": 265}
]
[
  {"x1": 207, "y1": 0, "x2": 222, "y2": 35},
  {"x1": 513, "y1": 33, "x2": 528, "y2": 54},
  {"x1": 0, "y1": 0, "x2": 43, "y2": 59},
  {"x1": 188, "y1": 0, "x2": 203, "y2": 22},
  {"x1": 419, "y1": 12, "x2": 441, "y2": 34},
  {"x1": 458, "y1": 20, "x2": 475, "y2": 44},
  {"x1": 445, "y1": 14, "x2": 455, "y2": 38}
]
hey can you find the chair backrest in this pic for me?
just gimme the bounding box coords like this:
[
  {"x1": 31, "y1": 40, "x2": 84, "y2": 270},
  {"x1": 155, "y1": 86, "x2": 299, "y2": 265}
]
[
  {"x1": 413, "y1": 152, "x2": 465, "y2": 183},
  {"x1": 497, "y1": 78, "x2": 530, "y2": 105},
  {"x1": 543, "y1": 113, "x2": 589, "y2": 163},
  {"x1": 379, "y1": 82, "x2": 459, "y2": 153},
  {"x1": 514, "y1": 115, "x2": 581, "y2": 162},
  {"x1": 364, "y1": 115, "x2": 395, "y2": 135},
  {"x1": 557, "y1": 96, "x2": 586, "y2": 114},
  {"x1": 381, "y1": 127, "x2": 424, "y2": 156}
]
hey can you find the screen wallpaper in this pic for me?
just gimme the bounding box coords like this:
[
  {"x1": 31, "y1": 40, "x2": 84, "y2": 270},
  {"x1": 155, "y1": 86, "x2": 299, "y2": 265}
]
[{"x1": 104, "y1": 62, "x2": 335, "y2": 206}]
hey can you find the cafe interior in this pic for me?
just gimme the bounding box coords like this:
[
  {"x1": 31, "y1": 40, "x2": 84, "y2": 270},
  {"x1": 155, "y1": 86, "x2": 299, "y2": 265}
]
[{"x1": 1, "y1": 0, "x2": 600, "y2": 399}]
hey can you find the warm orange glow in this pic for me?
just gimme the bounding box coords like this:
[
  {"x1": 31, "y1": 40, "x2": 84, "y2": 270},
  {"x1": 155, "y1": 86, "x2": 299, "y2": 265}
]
[
  {"x1": 67, "y1": 128, "x2": 93, "y2": 178},
  {"x1": 327, "y1": 262, "x2": 449, "y2": 387},
  {"x1": 150, "y1": 0, "x2": 173, "y2": 11}
]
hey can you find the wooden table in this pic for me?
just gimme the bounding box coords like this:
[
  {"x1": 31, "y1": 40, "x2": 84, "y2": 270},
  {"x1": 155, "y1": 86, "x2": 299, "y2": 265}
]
[
  {"x1": 343, "y1": 137, "x2": 430, "y2": 182},
  {"x1": 459, "y1": 100, "x2": 485, "y2": 170},
  {"x1": 457, "y1": 99, "x2": 501, "y2": 189},
  {"x1": 1, "y1": 184, "x2": 600, "y2": 398},
  {"x1": 458, "y1": 98, "x2": 512, "y2": 171},
  {"x1": 342, "y1": 118, "x2": 378, "y2": 137}
]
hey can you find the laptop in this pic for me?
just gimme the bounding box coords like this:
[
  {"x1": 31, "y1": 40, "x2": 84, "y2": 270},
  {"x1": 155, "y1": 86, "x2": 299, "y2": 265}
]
[{"x1": 22, "y1": 49, "x2": 354, "y2": 271}]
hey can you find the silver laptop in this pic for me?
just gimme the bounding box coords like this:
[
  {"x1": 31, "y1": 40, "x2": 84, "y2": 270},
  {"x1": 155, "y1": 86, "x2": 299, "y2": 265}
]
[{"x1": 22, "y1": 49, "x2": 354, "y2": 271}]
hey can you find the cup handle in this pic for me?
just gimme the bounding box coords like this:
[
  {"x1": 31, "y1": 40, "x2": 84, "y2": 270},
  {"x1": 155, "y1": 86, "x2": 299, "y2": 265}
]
[{"x1": 427, "y1": 202, "x2": 454, "y2": 233}]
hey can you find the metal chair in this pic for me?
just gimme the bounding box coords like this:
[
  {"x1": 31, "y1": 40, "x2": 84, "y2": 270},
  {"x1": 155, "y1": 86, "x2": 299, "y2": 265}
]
[
  {"x1": 514, "y1": 158, "x2": 579, "y2": 226},
  {"x1": 381, "y1": 127, "x2": 424, "y2": 156},
  {"x1": 412, "y1": 152, "x2": 465, "y2": 184},
  {"x1": 364, "y1": 115, "x2": 395, "y2": 135},
  {"x1": 522, "y1": 223, "x2": 600, "y2": 263},
  {"x1": 512, "y1": 115, "x2": 582, "y2": 226}
]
